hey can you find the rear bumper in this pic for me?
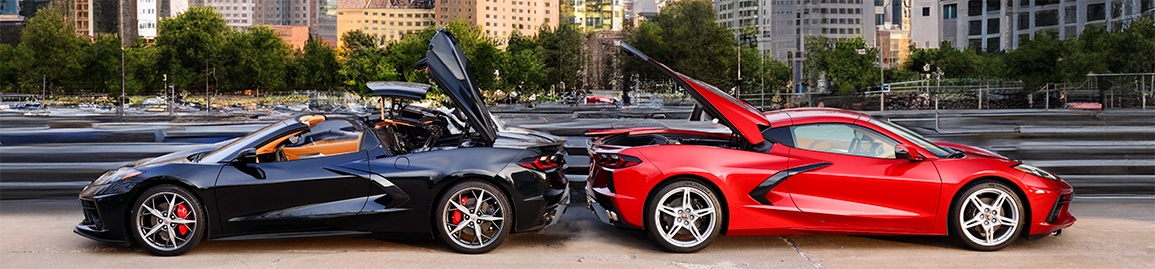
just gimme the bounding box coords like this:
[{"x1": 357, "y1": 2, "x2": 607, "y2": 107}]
[{"x1": 586, "y1": 177, "x2": 642, "y2": 230}]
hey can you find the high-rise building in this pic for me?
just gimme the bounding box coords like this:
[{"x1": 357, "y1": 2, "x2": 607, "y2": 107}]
[
  {"x1": 714, "y1": 0, "x2": 762, "y2": 48},
  {"x1": 935, "y1": 0, "x2": 1152, "y2": 52},
  {"x1": 137, "y1": 0, "x2": 189, "y2": 38},
  {"x1": 434, "y1": 0, "x2": 559, "y2": 37},
  {"x1": 569, "y1": 0, "x2": 624, "y2": 31},
  {"x1": 769, "y1": 0, "x2": 872, "y2": 61},
  {"x1": 204, "y1": 0, "x2": 255, "y2": 28},
  {"x1": 336, "y1": 0, "x2": 435, "y2": 46}
]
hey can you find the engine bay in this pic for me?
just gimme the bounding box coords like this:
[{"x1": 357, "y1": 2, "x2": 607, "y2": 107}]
[{"x1": 369, "y1": 99, "x2": 479, "y2": 156}]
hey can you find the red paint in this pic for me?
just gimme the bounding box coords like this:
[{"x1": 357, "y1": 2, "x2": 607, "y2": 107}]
[{"x1": 589, "y1": 108, "x2": 1076, "y2": 238}]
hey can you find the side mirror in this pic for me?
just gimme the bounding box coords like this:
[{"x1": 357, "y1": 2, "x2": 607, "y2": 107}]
[
  {"x1": 234, "y1": 148, "x2": 258, "y2": 163},
  {"x1": 895, "y1": 144, "x2": 925, "y2": 161}
]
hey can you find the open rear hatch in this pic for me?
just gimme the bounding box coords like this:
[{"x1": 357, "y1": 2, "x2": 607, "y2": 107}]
[{"x1": 618, "y1": 43, "x2": 770, "y2": 145}]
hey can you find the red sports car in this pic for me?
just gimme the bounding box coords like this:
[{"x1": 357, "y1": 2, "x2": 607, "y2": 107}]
[{"x1": 585, "y1": 44, "x2": 1076, "y2": 252}]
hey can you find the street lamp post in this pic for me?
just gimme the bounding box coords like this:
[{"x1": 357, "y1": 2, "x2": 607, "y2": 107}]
[{"x1": 119, "y1": 47, "x2": 126, "y2": 117}]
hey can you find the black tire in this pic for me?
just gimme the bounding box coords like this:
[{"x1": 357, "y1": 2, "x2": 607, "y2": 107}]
[
  {"x1": 435, "y1": 180, "x2": 513, "y2": 254},
  {"x1": 128, "y1": 184, "x2": 206, "y2": 256},
  {"x1": 949, "y1": 181, "x2": 1026, "y2": 251},
  {"x1": 645, "y1": 179, "x2": 722, "y2": 253}
]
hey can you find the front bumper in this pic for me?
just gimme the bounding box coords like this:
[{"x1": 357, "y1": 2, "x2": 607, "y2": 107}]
[
  {"x1": 1027, "y1": 192, "x2": 1076, "y2": 238},
  {"x1": 74, "y1": 198, "x2": 132, "y2": 246},
  {"x1": 74, "y1": 183, "x2": 134, "y2": 246}
]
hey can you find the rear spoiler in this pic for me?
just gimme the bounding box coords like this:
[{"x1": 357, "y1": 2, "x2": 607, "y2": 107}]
[{"x1": 584, "y1": 127, "x2": 668, "y2": 137}]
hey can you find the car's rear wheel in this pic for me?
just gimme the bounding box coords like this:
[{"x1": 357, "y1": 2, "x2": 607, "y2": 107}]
[
  {"x1": 129, "y1": 185, "x2": 205, "y2": 256},
  {"x1": 645, "y1": 179, "x2": 721, "y2": 253},
  {"x1": 950, "y1": 181, "x2": 1025, "y2": 251},
  {"x1": 435, "y1": 181, "x2": 512, "y2": 254}
]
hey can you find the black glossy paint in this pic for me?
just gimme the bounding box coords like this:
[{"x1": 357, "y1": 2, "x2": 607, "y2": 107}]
[
  {"x1": 75, "y1": 29, "x2": 568, "y2": 247},
  {"x1": 75, "y1": 113, "x2": 568, "y2": 244}
]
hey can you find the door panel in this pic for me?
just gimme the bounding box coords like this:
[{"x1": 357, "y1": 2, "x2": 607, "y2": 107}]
[
  {"x1": 787, "y1": 149, "x2": 942, "y2": 229},
  {"x1": 785, "y1": 123, "x2": 942, "y2": 229},
  {"x1": 215, "y1": 151, "x2": 371, "y2": 235}
]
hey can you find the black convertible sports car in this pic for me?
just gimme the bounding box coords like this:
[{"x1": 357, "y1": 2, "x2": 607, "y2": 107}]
[{"x1": 74, "y1": 29, "x2": 570, "y2": 255}]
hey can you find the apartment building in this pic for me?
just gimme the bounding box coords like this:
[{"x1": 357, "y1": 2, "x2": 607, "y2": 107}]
[
  {"x1": 336, "y1": 0, "x2": 434, "y2": 46},
  {"x1": 137, "y1": 0, "x2": 190, "y2": 38},
  {"x1": 715, "y1": 0, "x2": 768, "y2": 50},
  {"x1": 434, "y1": 0, "x2": 559, "y2": 37},
  {"x1": 768, "y1": 0, "x2": 873, "y2": 62},
  {"x1": 933, "y1": 0, "x2": 1152, "y2": 52},
  {"x1": 570, "y1": 0, "x2": 624, "y2": 31}
]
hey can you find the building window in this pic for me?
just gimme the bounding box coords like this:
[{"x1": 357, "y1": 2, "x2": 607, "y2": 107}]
[
  {"x1": 1018, "y1": 13, "x2": 1030, "y2": 30},
  {"x1": 876, "y1": 14, "x2": 884, "y2": 25},
  {"x1": 968, "y1": 0, "x2": 982, "y2": 16},
  {"x1": 943, "y1": 4, "x2": 958, "y2": 19},
  {"x1": 1035, "y1": 9, "x2": 1058, "y2": 26},
  {"x1": 922, "y1": 7, "x2": 930, "y2": 16},
  {"x1": 1086, "y1": 3, "x2": 1106, "y2": 21},
  {"x1": 969, "y1": 20, "x2": 983, "y2": 35},
  {"x1": 987, "y1": 18, "x2": 999, "y2": 33},
  {"x1": 986, "y1": 0, "x2": 999, "y2": 11}
]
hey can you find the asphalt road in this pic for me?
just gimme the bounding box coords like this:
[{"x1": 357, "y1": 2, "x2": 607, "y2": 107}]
[{"x1": 1, "y1": 198, "x2": 1152, "y2": 268}]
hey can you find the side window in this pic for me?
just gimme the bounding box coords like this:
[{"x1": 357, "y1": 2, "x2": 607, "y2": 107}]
[
  {"x1": 790, "y1": 123, "x2": 899, "y2": 159},
  {"x1": 264, "y1": 120, "x2": 365, "y2": 162},
  {"x1": 762, "y1": 126, "x2": 795, "y2": 147}
]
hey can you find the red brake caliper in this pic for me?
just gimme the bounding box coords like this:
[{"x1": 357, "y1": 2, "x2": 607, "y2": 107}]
[
  {"x1": 175, "y1": 204, "x2": 189, "y2": 235},
  {"x1": 452, "y1": 196, "x2": 467, "y2": 225}
]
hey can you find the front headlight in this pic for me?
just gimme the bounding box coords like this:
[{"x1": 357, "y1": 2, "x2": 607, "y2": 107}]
[
  {"x1": 92, "y1": 168, "x2": 143, "y2": 185},
  {"x1": 1012, "y1": 164, "x2": 1059, "y2": 180}
]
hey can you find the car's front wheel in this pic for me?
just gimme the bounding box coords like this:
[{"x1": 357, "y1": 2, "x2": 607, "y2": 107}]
[
  {"x1": 645, "y1": 179, "x2": 722, "y2": 253},
  {"x1": 950, "y1": 181, "x2": 1026, "y2": 251},
  {"x1": 435, "y1": 181, "x2": 512, "y2": 254},
  {"x1": 129, "y1": 184, "x2": 206, "y2": 256}
]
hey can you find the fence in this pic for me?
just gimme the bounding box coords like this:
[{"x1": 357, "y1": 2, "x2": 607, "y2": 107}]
[{"x1": 735, "y1": 74, "x2": 1155, "y2": 111}]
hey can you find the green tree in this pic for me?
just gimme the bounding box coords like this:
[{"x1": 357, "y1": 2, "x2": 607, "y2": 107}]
[
  {"x1": 537, "y1": 23, "x2": 585, "y2": 91},
  {"x1": 124, "y1": 45, "x2": 162, "y2": 94},
  {"x1": 291, "y1": 36, "x2": 340, "y2": 90},
  {"x1": 16, "y1": 5, "x2": 83, "y2": 94},
  {"x1": 803, "y1": 36, "x2": 878, "y2": 94},
  {"x1": 79, "y1": 34, "x2": 122, "y2": 93},
  {"x1": 341, "y1": 47, "x2": 398, "y2": 94},
  {"x1": 341, "y1": 30, "x2": 377, "y2": 50},
  {"x1": 156, "y1": 7, "x2": 229, "y2": 91},
  {"x1": 218, "y1": 26, "x2": 290, "y2": 93},
  {"x1": 621, "y1": 0, "x2": 737, "y2": 89},
  {"x1": 1003, "y1": 32, "x2": 1065, "y2": 90}
]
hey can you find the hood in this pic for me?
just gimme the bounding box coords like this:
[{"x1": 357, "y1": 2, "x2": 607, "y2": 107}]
[
  {"x1": 367, "y1": 81, "x2": 431, "y2": 100},
  {"x1": 414, "y1": 29, "x2": 499, "y2": 145},
  {"x1": 619, "y1": 43, "x2": 770, "y2": 144},
  {"x1": 933, "y1": 142, "x2": 1015, "y2": 161}
]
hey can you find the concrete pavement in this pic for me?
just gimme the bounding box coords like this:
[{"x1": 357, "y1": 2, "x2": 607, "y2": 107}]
[{"x1": 1, "y1": 198, "x2": 1152, "y2": 268}]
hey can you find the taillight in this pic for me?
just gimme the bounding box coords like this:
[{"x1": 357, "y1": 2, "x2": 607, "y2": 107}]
[
  {"x1": 594, "y1": 153, "x2": 643, "y2": 169},
  {"x1": 519, "y1": 155, "x2": 563, "y2": 170}
]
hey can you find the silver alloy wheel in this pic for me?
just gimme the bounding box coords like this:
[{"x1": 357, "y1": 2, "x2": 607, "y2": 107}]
[
  {"x1": 959, "y1": 188, "x2": 1020, "y2": 246},
  {"x1": 135, "y1": 191, "x2": 197, "y2": 251},
  {"x1": 653, "y1": 186, "x2": 717, "y2": 248},
  {"x1": 442, "y1": 187, "x2": 505, "y2": 249}
]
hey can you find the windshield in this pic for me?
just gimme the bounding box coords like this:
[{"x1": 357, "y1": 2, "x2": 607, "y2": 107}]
[
  {"x1": 870, "y1": 118, "x2": 951, "y2": 158},
  {"x1": 199, "y1": 121, "x2": 295, "y2": 163}
]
